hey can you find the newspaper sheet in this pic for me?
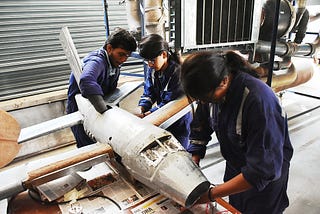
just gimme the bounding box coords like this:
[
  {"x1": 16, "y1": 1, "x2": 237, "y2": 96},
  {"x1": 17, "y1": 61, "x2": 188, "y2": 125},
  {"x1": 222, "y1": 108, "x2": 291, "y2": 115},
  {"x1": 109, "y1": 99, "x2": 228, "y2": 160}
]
[
  {"x1": 58, "y1": 161, "x2": 156, "y2": 213},
  {"x1": 36, "y1": 173, "x2": 85, "y2": 202},
  {"x1": 128, "y1": 194, "x2": 231, "y2": 214},
  {"x1": 55, "y1": 161, "x2": 232, "y2": 214}
]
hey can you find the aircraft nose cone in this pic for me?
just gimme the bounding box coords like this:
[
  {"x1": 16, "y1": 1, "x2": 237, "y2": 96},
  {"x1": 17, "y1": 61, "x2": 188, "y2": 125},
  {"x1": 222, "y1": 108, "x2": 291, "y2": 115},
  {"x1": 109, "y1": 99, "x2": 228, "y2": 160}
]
[{"x1": 153, "y1": 151, "x2": 210, "y2": 208}]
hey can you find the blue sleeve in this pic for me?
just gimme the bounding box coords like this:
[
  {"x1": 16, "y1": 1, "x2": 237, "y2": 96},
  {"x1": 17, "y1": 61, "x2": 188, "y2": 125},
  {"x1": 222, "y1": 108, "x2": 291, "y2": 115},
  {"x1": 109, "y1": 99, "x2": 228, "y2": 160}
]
[
  {"x1": 138, "y1": 68, "x2": 155, "y2": 111},
  {"x1": 188, "y1": 102, "x2": 214, "y2": 158},
  {"x1": 241, "y1": 91, "x2": 287, "y2": 191},
  {"x1": 79, "y1": 56, "x2": 105, "y2": 97},
  {"x1": 150, "y1": 67, "x2": 183, "y2": 112}
]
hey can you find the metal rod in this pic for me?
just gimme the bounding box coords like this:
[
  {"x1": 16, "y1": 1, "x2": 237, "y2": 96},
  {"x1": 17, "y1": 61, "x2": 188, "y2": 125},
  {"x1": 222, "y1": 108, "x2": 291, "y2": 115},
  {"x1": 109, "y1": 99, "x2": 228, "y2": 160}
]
[
  {"x1": 140, "y1": 0, "x2": 145, "y2": 37},
  {"x1": 288, "y1": 90, "x2": 320, "y2": 100},
  {"x1": 103, "y1": 0, "x2": 110, "y2": 37},
  {"x1": 288, "y1": 105, "x2": 320, "y2": 121},
  {"x1": 266, "y1": 0, "x2": 281, "y2": 86}
]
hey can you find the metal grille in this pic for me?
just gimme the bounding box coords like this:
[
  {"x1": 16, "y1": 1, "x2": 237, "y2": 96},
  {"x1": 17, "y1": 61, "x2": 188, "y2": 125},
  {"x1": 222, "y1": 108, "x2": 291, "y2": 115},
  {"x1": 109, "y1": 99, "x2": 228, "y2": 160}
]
[
  {"x1": 196, "y1": 0, "x2": 254, "y2": 44},
  {"x1": 180, "y1": 0, "x2": 263, "y2": 51}
]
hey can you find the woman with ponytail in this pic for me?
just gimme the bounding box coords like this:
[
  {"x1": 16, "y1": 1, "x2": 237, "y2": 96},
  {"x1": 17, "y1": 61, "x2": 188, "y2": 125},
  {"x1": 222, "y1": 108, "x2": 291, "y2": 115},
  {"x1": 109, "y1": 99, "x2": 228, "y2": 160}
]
[
  {"x1": 180, "y1": 51, "x2": 293, "y2": 213},
  {"x1": 136, "y1": 34, "x2": 192, "y2": 152}
]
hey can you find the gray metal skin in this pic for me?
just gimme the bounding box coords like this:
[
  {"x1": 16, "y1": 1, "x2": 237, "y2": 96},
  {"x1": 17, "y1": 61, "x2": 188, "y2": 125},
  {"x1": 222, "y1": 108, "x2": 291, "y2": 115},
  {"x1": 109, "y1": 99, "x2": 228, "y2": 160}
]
[
  {"x1": 0, "y1": 179, "x2": 26, "y2": 201},
  {"x1": 76, "y1": 94, "x2": 210, "y2": 208}
]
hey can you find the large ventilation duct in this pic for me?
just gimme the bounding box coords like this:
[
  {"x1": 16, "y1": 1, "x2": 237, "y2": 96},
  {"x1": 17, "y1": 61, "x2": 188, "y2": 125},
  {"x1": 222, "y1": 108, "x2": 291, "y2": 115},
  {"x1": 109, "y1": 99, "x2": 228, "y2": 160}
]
[
  {"x1": 126, "y1": 0, "x2": 166, "y2": 39},
  {"x1": 126, "y1": 0, "x2": 142, "y2": 36},
  {"x1": 177, "y1": 0, "x2": 317, "y2": 92},
  {"x1": 260, "y1": 58, "x2": 314, "y2": 92}
]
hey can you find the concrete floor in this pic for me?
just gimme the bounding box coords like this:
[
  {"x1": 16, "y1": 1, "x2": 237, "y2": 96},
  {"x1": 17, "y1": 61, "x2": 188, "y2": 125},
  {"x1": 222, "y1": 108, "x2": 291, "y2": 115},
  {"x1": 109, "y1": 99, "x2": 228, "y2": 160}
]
[{"x1": 201, "y1": 62, "x2": 320, "y2": 213}]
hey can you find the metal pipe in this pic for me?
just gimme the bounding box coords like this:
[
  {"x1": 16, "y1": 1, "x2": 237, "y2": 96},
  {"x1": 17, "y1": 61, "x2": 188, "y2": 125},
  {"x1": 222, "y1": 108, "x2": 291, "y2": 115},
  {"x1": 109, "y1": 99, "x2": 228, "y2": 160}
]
[
  {"x1": 260, "y1": 57, "x2": 314, "y2": 92},
  {"x1": 256, "y1": 39, "x2": 319, "y2": 57},
  {"x1": 126, "y1": 0, "x2": 165, "y2": 38},
  {"x1": 126, "y1": 0, "x2": 142, "y2": 35}
]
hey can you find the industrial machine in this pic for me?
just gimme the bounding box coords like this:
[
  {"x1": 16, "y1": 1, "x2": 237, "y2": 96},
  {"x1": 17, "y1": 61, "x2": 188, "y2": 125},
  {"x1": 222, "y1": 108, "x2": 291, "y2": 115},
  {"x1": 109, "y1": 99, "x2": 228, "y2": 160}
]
[
  {"x1": 174, "y1": 0, "x2": 319, "y2": 91},
  {"x1": 128, "y1": 0, "x2": 319, "y2": 91}
]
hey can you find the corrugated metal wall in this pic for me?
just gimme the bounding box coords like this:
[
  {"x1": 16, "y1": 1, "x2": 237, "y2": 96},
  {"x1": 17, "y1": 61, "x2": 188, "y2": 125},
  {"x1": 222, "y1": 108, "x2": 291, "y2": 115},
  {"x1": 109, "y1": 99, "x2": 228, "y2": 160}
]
[{"x1": 0, "y1": 0, "x2": 143, "y2": 102}]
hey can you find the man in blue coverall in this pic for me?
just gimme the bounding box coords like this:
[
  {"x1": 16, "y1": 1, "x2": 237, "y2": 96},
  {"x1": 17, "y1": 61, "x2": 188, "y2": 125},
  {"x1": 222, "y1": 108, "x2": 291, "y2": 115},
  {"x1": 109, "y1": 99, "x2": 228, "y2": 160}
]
[{"x1": 67, "y1": 28, "x2": 137, "y2": 148}]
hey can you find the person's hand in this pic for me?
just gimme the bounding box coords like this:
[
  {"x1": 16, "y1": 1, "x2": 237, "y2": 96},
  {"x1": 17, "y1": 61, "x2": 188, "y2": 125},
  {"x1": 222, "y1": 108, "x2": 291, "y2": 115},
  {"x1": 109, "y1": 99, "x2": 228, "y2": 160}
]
[
  {"x1": 87, "y1": 94, "x2": 108, "y2": 114},
  {"x1": 132, "y1": 107, "x2": 145, "y2": 118},
  {"x1": 192, "y1": 154, "x2": 201, "y2": 166},
  {"x1": 134, "y1": 112, "x2": 145, "y2": 118},
  {"x1": 134, "y1": 110, "x2": 150, "y2": 118},
  {"x1": 195, "y1": 190, "x2": 210, "y2": 204}
]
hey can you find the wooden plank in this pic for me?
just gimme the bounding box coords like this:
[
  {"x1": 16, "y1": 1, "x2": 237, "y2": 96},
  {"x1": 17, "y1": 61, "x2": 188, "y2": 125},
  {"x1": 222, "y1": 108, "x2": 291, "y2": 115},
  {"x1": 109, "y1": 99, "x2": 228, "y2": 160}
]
[
  {"x1": 24, "y1": 144, "x2": 113, "y2": 188},
  {"x1": 0, "y1": 89, "x2": 67, "y2": 112},
  {"x1": 0, "y1": 109, "x2": 21, "y2": 168}
]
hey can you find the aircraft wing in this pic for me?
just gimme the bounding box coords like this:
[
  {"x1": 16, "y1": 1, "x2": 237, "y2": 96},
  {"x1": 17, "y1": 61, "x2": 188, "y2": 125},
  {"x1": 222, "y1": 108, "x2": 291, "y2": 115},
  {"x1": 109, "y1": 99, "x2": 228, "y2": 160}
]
[
  {"x1": 18, "y1": 111, "x2": 83, "y2": 144},
  {"x1": 17, "y1": 80, "x2": 143, "y2": 144}
]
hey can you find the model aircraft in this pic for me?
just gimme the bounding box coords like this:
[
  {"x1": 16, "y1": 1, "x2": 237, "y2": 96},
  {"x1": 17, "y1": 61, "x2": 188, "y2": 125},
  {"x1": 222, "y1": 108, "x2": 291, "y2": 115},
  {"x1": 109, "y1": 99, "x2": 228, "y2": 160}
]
[{"x1": 0, "y1": 27, "x2": 210, "y2": 209}]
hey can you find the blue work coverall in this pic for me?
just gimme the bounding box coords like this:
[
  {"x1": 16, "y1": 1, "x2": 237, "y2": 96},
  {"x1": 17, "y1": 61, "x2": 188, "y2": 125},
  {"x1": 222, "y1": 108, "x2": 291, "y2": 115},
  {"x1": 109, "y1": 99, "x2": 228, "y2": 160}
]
[
  {"x1": 67, "y1": 47, "x2": 119, "y2": 148},
  {"x1": 138, "y1": 60, "x2": 192, "y2": 149},
  {"x1": 189, "y1": 72, "x2": 293, "y2": 213}
]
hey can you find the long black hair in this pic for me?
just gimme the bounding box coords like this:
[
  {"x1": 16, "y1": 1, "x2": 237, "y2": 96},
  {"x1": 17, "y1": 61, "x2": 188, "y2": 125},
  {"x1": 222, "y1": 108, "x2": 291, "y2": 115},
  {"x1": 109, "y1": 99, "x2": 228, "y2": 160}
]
[
  {"x1": 139, "y1": 34, "x2": 181, "y2": 64},
  {"x1": 180, "y1": 51, "x2": 258, "y2": 101}
]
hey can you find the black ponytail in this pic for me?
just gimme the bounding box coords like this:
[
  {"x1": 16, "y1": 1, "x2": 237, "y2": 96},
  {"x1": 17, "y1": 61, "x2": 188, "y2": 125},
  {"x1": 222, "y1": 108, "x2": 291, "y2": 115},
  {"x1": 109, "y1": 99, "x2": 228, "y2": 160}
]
[
  {"x1": 224, "y1": 51, "x2": 259, "y2": 78},
  {"x1": 168, "y1": 49, "x2": 182, "y2": 65}
]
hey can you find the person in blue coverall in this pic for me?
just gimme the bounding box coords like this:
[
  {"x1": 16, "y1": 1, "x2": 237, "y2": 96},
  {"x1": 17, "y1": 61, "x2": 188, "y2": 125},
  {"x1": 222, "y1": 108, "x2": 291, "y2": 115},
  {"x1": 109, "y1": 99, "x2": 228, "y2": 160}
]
[
  {"x1": 67, "y1": 28, "x2": 137, "y2": 148},
  {"x1": 136, "y1": 34, "x2": 192, "y2": 152},
  {"x1": 180, "y1": 51, "x2": 293, "y2": 213}
]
